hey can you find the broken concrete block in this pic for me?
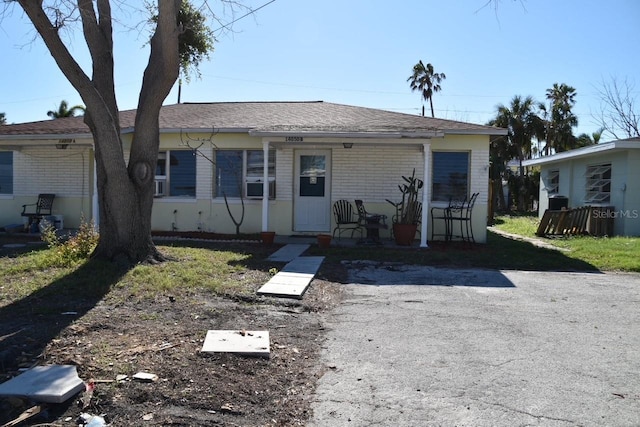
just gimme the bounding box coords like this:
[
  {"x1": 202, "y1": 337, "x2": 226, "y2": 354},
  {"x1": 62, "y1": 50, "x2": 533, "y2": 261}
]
[
  {"x1": 0, "y1": 365, "x2": 85, "y2": 404},
  {"x1": 132, "y1": 372, "x2": 158, "y2": 382},
  {"x1": 201, "y1": 330, "x2": 270, "y2": 358}
]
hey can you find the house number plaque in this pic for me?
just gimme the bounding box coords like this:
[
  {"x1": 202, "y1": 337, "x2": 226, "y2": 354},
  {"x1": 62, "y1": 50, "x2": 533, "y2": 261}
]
[{"x1": 285, "y1": 136, "x2": 303, "y2": 142}]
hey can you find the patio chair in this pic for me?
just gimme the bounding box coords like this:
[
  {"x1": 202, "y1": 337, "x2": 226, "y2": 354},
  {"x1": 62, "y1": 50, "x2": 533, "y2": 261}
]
[
  {"x1": 332, "y1": 199, "x2": 363, "y2": 240},
  {"x1": 21, "y1": 193, "x2": 55, "y2": 231},
  {"x1": 448, "y1": 192, "x2": 479, "y2": 243},
  {"x1": 431, "y1": 196, "x2": 463, "y2": 241},
  {"x1": 355, "y1": 199, "x2": 388, "y2": 243}
]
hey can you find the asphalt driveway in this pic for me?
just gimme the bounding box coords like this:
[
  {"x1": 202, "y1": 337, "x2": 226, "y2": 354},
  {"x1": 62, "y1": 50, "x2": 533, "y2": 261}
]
[{"x1": 310, "y1": 263, "x2": 640, "y2": 426}]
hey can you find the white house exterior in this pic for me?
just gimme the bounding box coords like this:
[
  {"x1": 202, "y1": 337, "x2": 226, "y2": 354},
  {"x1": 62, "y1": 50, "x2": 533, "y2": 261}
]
[
  {"x1": 0, "y1": 101, "x2": 507, "y2": 244},
  {"x1": 523, "y1": 138, "x2": 640, "y2": 237}
]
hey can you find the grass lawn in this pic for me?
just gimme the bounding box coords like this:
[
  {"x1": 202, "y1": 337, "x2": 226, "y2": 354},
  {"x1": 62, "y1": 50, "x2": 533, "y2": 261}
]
[{"x1": 492, "y1": 213, "x2": 640, "y2": 272}]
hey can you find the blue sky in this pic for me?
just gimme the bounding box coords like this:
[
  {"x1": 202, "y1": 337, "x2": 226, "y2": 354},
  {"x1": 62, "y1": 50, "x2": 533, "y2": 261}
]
[{"x1": 1, "y1": 0, "x2": 638, "y2": 141}]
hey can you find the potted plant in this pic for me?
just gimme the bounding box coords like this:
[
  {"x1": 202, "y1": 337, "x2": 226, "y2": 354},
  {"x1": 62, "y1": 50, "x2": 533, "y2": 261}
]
[
  {"x1": 317, "y1": 233, "x2": 332, "y2": 249},
  {"x1": 261, "y1": 231, "x2": 276, "y2": 246},
  {"x1": 386, "y1": 169, "x2": 424, "y2": 245}
]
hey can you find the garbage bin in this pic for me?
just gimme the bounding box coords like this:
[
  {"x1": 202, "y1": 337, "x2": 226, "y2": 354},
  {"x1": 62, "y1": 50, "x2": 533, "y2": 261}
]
[{"x1": 549, "y1": 195, "x2": 568, "y2": 210}]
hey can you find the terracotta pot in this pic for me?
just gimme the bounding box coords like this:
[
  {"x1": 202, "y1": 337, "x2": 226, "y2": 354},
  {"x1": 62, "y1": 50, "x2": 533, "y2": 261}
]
[
  {"x1": 392, "y1": 223, "x2": 417, "y2": 246},
  {"x1": 317, "y1": 234, "x2": 332, "y2": 249},
  {"x1": 261, "y1": 231, "x2": 276, "y2": 246}
]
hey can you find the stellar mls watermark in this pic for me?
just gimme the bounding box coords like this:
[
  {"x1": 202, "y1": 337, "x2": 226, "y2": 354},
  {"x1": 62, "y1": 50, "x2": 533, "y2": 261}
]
[{"x1": 592, "y1": 209, "x2": 639, "y2": 219}]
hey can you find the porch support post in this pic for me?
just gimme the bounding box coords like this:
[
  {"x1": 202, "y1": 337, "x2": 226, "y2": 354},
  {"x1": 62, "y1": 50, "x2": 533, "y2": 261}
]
[
  {"x1": 420, "y1": 141, "x2": 430, "y2": 248},
  {"x1": 261, "y1": 140, "x2": 270, "y2": 232}
]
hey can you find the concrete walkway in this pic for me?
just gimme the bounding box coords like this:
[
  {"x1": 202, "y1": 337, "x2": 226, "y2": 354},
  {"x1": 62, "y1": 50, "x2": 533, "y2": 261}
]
[{"x1": 258, "y1": 244, "x2": 324, "y2": 299}]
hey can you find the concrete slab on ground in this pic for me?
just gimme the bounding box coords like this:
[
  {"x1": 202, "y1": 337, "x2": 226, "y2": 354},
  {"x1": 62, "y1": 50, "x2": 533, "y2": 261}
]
[
  {"x1": 257, "y1": 256, "x2": 325, "y2": 298},
  {"x1": 0, "y1": 365, "x2": 85, "y2": 403},
  {"x1": 201, "y1": 330, "x2": 270, "y2": 358},
  {"x1": 267, "y1": 244, "x2": 310, "y2": 262},
  {"x1": 282, "y1": 256, "x2": 325, "y2": 272}
]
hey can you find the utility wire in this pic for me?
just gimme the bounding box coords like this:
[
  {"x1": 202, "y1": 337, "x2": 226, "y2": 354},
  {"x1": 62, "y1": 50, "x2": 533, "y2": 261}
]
[{"x1": 211, "y1": 0, "x2": 276, "y2": 33}]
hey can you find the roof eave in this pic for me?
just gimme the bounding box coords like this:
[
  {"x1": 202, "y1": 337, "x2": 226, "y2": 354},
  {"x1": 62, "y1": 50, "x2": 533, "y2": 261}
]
[
  {"x1": 523, "y1": 140, "x2": 640, "y2": 166},
  {"x1": 158, "y1": 127, "x2": 253, "y2": 135},
  {"x1": 444, "y1": 128, "x2": 508, "y2": 136},
  {"x1": 0, "y1": 133, "x2": 93, "y2": 141},
  {"x1": 248, "y1": 130, "x2": 444, "y2": 139}
]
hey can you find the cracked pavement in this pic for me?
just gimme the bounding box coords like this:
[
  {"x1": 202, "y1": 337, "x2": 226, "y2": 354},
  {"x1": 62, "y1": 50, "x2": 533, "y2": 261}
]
[{"x1": 310, "y1": 263, "x2": 640, "y2": 426}]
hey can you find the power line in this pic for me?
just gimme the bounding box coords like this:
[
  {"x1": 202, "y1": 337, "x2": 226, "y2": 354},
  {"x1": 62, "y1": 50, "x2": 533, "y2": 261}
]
[{"x1": 211, "y1": 0, "x2": 277, "y2": 33}]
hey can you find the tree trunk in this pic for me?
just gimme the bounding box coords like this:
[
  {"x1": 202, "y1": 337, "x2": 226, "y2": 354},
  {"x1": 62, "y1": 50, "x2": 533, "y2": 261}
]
[{"x1": 19, "y1": 0, "x2": 181, "y2": 264}]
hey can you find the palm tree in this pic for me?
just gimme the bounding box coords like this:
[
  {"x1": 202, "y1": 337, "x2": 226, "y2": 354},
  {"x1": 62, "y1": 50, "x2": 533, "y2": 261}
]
[
  {"x1": 47, "y1": 100, "x2": 85, "y2": 119},
  {"x1": 488, "y1": 95, "x2": 545, "y2": 211},
  {"x1": 407, "y1": 60, "x2": 446, "y2": 118},
  {"x1": 576, "y1": 127, "x2": 604, "y2": 148},
  {"x1": 543, "y1": 83, "x2": 578, "y2": 154}
]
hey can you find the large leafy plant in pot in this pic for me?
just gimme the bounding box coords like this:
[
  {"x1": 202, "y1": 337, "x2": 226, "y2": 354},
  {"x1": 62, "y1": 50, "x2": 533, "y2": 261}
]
[{"x1": 386, "y1": 169, "x2": 424, "y2": 245}]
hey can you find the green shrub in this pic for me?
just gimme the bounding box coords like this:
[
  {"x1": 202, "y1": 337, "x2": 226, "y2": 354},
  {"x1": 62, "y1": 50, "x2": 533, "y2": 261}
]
[{"x1": 41, "y1": 218, "x2": 99, "y2": 266}]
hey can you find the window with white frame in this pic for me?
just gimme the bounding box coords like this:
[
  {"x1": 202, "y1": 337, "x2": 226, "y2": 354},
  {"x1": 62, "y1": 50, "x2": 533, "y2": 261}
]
[
  {"x1": 432, "y1": 151, "x2": 469, "y2": 202},
  {"x1": 155, "y1": 150, "x2": 196, "y2": 197},
  {"x1": 547, "y1": 169, "x2": 559, "y2": 194},
  {"x1": 215, "y1": 150, "x2": 275, "y2": 199},
  {"x1": 584, "y1": 163, "x2": 611, "y2": 204},
  {"x1": 0, "y1": 151, "x2": 13, "y2": 195}
]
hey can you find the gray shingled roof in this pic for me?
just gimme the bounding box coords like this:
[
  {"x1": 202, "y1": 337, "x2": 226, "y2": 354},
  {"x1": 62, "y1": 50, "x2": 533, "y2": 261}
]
[{"x1": 0, "y1": 101, "x2": 506, "y2": 138}]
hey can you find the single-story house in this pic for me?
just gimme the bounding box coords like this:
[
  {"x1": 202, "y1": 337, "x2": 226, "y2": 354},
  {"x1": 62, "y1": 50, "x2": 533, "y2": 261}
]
[
  {"x1": 0, "y1": 101, "x2": 507, "y2": 244},
  {"x1": 523, "y1": 137, "x2": 640, "y2": 236}
]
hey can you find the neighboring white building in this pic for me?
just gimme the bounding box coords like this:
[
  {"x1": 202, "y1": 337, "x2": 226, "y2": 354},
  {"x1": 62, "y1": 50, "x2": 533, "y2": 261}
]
[
  {"x1": 0, "y1": 101, "x2": 507, "y2": 244},
  {"x1": 523, "y1": 138, "x2": 640, "y2": 237}
]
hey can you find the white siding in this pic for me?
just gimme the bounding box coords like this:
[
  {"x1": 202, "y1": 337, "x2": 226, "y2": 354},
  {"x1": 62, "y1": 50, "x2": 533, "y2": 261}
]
[
  {"x1": 196, "y1": 146, "x2": 213, "y2": 199},
  {"x1": 470, "y1": 149, "x2": 490, "y2": 204},
  {"x1": 275, "y1": 148, "x2": 294, "y2": 201},
  {"x1": 332, "y1": 146, "x2": 423, "y2": 202},
  {"x1": 14, "y1": 147, "x2": 91, "y2": 197}
]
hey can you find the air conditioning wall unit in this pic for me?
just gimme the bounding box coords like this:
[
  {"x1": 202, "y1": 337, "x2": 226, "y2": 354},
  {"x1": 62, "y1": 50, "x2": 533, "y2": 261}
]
[
  {"x1": 154, "y1": 178, "x2": 166, "y2": 197},
  {"x1": 246, "y1": 180, "x2": 275, "y2": 199}
]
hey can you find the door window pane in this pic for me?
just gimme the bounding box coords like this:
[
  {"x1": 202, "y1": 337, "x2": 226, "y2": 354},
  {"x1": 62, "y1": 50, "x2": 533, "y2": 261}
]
[
  {"x1": 300, "y1": 155, "x2": 326, "y2": 176},
  {"x1": 299, "y1": 155, "x2": 325, "y2": 197}
]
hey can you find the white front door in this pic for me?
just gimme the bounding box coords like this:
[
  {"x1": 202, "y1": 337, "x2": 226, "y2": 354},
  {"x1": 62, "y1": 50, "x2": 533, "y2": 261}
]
[{"x1": 294, "y1": 150, "x2": 331, "y2": 232}]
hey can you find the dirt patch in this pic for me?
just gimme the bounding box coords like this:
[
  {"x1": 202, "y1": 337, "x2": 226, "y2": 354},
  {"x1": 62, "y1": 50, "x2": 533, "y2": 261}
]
[{"x1": 0, "y1": 237, "x2": 345, "y2": 426}]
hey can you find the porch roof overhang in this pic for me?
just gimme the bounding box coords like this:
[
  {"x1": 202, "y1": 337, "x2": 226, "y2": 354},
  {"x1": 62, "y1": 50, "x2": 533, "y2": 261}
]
[
  {"x1": 0, "y1": 133, "x2": 92, "y2": 141},
  {"x1": 522, "y1": 138, "x2": 640, "y2": 167}
]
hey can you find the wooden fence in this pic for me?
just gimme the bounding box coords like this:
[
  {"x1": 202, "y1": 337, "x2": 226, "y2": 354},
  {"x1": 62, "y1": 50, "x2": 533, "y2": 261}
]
[{"x1": 536, "y1": 206, "x2": 613, "y2": 237}]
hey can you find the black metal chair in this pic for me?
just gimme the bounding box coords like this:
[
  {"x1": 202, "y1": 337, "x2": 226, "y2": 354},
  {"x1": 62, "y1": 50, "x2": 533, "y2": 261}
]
[
  {"x1": 355, "y1": 200, "x2": 388, "y2": 243},
  {"x1": 431, "y1": 196, "x2": 463, "y2": 241},
  {"x1": 332, "y1": 199, "x2": 363, "y2": 240},
  {"x1": 448, "y1": 192, "x2": 479, "y2": 243},
  {"x1": 21, "y1": 193, "x2": 55, "y2": 230}
]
